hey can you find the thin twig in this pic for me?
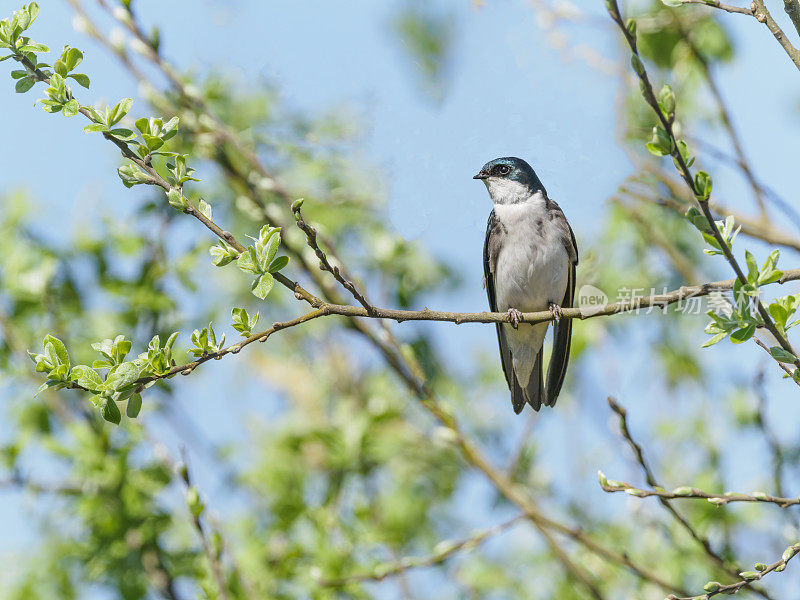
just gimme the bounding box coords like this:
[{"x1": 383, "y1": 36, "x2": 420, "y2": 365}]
[
  {"x1": 678, "y1": 23, "x2": 767, "y2": 217},
  {"x1": 178, "y1": 450, "x2": 230, "y2": 600},
  {"x1": 751, "y1": 0, "x2": 800, "y2": 70},
  {"x1": 292, "y1": 205, "x2": 375, "y2": 314},
  {"x1": 673, "y1": 0, "x2": 753, "y2": 15},
  {"x1": 317, "y1": 515, "x2": 525, "y2": 587},
  {"x1": 667, "y1": 543, "x2": 800, "y2": 599},
  {"x1": 785, "y1": 0, "x2": 800, "y2": 39},
  {"x1": 605, "y1": 397, "x2": 776, "y2": 598},
  {"x1": 599, "y1": 478, "x2": 800, "y2": 508}
]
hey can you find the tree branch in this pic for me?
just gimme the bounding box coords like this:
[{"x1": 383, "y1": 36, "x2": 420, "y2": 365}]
[
  {"x1": 606, "y1": 398, "x2": 777, "y2": 599},
  {"x1": 672, "y1": 0, "x2": 753, "y2": 15},
  {"x1": 667, "y1": 543, "x2": 800, "y2": 599},
  {"x1": 608, "y1": 0, "x2": 800, "y2": 374},
  {"x1": 317, "y1": 515, "x2": 525, "y2": 587},
  {"x1": 670, "y1": 0, "x2": 800, "y2": 70},
  {"x1": 177, "y1": 452, "x2": 230, "y2": 600},
  {"x1": 599, "y1": 477, "x2": 800, "y2": 508},
  {"x1": 785, "y1": 0, "x2": 800, "y2": 39}
]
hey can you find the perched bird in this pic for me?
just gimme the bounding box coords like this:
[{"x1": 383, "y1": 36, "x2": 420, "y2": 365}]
[{"x1": 475, "y1": 157, "x2": 578, "y2": 413}]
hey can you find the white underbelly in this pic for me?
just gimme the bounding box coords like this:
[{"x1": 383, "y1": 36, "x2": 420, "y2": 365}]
[{"x1": 495, "y1": 234, "x2": 569, "y2": 312}]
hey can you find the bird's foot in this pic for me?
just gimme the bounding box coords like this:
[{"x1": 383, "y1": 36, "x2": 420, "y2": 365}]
[
  {"x1": 506, "y1": 307, "x2": 523, "y2": 329},
  {"x1": 548, "y1": 302, "x2": 562, "y2": 324}
]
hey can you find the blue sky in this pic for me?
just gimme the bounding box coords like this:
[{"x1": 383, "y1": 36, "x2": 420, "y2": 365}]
[{"x1": 2, "y1": 0, "x2": 800, "y2": 594}]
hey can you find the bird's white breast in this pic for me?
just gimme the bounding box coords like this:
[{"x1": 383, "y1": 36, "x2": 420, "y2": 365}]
[{"x1": 493, "y1": 194, "x2": 569, "y2": 313}]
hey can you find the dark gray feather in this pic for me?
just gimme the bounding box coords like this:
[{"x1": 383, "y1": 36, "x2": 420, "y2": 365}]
[
  {"x1": 545, "y1": 211, "x2": 578, "y2": 407},
  {"x1": 483, "y1": 210, "x2": 518, "y2": 409}
]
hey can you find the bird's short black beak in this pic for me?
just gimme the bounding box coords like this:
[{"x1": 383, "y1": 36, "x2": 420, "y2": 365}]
[{"x1": 473, "y1": 171, "x2": 488, "y2": 180}]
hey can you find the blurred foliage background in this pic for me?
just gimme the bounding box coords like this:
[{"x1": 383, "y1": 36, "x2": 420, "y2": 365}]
[{"x1": 2, "y1": 0, "x2": 800, "y2": 599}]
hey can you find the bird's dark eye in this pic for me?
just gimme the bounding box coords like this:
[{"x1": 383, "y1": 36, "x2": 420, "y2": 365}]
[{"x1": 497, "y1": 165, "x2": 510, "y2": 175}]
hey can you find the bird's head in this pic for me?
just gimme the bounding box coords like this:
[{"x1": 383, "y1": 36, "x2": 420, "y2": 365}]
[{"x1": 473, "y1": 156, "x2": 546, "y2": 205}]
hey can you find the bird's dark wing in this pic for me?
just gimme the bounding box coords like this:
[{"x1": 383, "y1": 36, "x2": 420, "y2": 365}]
[
  {"x1": 545, "y1": 205, "x2": 578, "y2": 407},
  {"x1": 484, "y1": 211, "x2": 526, "y2": 414}
]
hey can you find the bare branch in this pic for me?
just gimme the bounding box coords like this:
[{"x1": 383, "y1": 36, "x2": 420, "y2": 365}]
[
  {"x1": 672, "y1": 0, "x2": 753, "y2": 16},
  {"x1": 667, "y1": 543, "x2": 800, "y2": 599},
  {"x1": 317, "y1": 515, "x2": 525, "y2": 587},
  {"x1": 599, "y1": 476, "x2": 800, "y2": 508},
  {"x1": 785, "y1": 0, "x2": 800, "y2": 39},
  {"x1": 605, "y1": 397, "x2": 777, "y2": 599},
  {"x1": 292, "y1": 205, "x2": 375, "y2": 314},
  {"x1": 670, "y1": 0, "x2": 800, "y2": 70},
  {"x1": 178, "y1": 451, "x2": 230, "y2": 600}
]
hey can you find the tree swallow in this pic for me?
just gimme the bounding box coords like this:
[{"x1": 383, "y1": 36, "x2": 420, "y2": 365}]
[{"x1": 475, "y1": 157, "x2": 578, "y2": 413}]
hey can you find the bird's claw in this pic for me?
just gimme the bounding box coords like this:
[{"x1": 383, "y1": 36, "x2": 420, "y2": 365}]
[
  {"x1": 548, "y1": 302, "x2": 562, "y2": 324},
  {"x1": 506, "y1": 308, "x2": 523, "y2": 329}
]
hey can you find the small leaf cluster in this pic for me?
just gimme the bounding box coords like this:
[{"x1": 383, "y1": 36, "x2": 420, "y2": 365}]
[
  {"x1": 235, "y1": 225, "x2": 289, "y2": 299},
  {"x1": 83, "y1": 97, "x2": 136, "y2": 140},
  {"x1": 0, "y1": 3, "x2": 47, "y2": 65},
  {"x1": 188, "y1": 323, "x2": 225, "y2": 357},
  {"x1": 767, "y1": 294, "x2": 800, "y2": 339},
  {"x1": 703, "y1": 291, "x2": 761, "y2": 347},
  {"x1": 28, "y1": 334, "x2": 71, "y2": 395},
  {"x1": 133, "y1": 116, "x2": 179, "y2": 157},
  {"x1": 29, "y1": 332, "x2": 184, "y2": 424},
  {"x1": 685, "y1": 209, "x2": 739, "y2": 256},
  {"x1": 701, "y1": 251, "x2": 784, "y2": 349},
  {"x1": 232, "y1": 307, "x2": 259, "y2": 337},
  {"x1": 209, "y1": 239, "x2": 239, "y2": 266}
]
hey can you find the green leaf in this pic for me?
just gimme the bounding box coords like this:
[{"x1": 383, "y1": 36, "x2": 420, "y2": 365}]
[
  {"x1": 694, "y1": 171, "x2": 712, "y2": 200},
  {"x1": 630, "y1": 54, "x2": 645, "y2": 77},
  {"x1": 108, "y1": 97, "x2": 133, "y2": 126},
  {"x1": 657, "y1": 83, "x2": 675, "y2": 118},
  {"x1": 17, "y1": 43, "x2": 48, "y2": 53},
  {"x1": 83, "y1": 122, "x2": 106, "y2": 133},
  {"x1": 108, "y1": 128, "x2": 137, "y2": 141},
  {"x1": 684, "y1": 207, "x2": 711, "y2": 234},
  {"x1": 28, "y1": 2, "x2": 40, "y2": 27},
  {"x1": 745, "y1": 251, "x2": 758, "y2": 284},
  {"x1": 166, "y1": 189, "x2": 187, "y2": 210},
  {"x1": 104, "y1": 361, "x2": 140, "y2": 391},
  {"x1": 70, "y1": 365, "x2": 103, "y2": 391},
  {"x1": 252, "y1": 273, "x2": 274, "y2": 299},
  {"x1": 730, "y1": 324, "x2": 756, "y2": 344},
  {"x1": 67, "y1": 72, "x2": 90, "y2": 88},
  {"x1": 268, "y1": 255, "x2": 289, "y2": 273},
  {"x1": 100, "y1": 396, "x2": 121, "y2": 424},
  {"x1": 61, "y1": 98, "x2": 79, "y2": 117},
  {"x1": 126, "y1": 393, "x2": 142, "y2": 418},
  {"x1": 63, "y1": 47, "x2": 82, "y2": 71},
  {"x1": 237, "y1": 247, "x2": 259, "y2": 274},
  {"x1": 263, "y1": 231, "x2": 280, "y2": 265},
  {"x1": 42, "y1": 335, "x2": 69, "y2": 369},
  {"x1": 14, "y1": 76, "x2": 34, "y2": 93},
  {"x1": 769, "y1": 347, "x2": 796, "y2": 363},
  {"x1": 141, "y1": 133, "x2": 164, "y2": 151},
  {"x1": 198, "y1": 199, "x2": 212, "y2": 220},
  {"x1": 134, "y1": 117, "x2": 150, "y2": 134},
  {"x1": 701, "y1": 332, "x2": 727, "y2": 348}
]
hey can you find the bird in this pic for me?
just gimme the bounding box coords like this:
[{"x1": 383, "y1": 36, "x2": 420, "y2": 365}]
[{"x1": 475, "y1": 157, "x2": 578, "y2": 413}]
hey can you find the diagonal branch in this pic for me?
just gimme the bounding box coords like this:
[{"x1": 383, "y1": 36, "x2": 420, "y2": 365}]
[
  {"x1": 608, "y1": 0, "x2": 800, "y2": 374},
  {"x1": 607, "y1": 398, "x2": 779, "y2": 599},
  {"x1": 599, "y1": 479, "x2": 800, "y2": 508},
  {"x1": 317, "y1": 515, "x2": 525, "y2": 587},
  {"x1": 668, "y1": 543, "x2": 800, "y2": 599},
  {"x1": 786, "y1": 0, "x2": 800, "y2": 39},
  {"x1": 670, "y1": 0, "x2": 800, "y2": 70}
]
